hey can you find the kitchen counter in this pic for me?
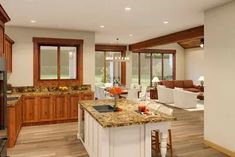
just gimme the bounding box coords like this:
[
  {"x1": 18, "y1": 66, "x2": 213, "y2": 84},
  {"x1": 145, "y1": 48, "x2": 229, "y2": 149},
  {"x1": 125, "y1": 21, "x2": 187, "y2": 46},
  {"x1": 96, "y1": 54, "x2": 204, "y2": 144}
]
[
  {"x1": 7, "y1": 89, "x2": 92, "y2": 107},
  {"x1": 78, "y1": 99, "x2": 176, "y2": 157},
  {"x1": 80, "y1": 99, "x2": 176, "y2": 128}
]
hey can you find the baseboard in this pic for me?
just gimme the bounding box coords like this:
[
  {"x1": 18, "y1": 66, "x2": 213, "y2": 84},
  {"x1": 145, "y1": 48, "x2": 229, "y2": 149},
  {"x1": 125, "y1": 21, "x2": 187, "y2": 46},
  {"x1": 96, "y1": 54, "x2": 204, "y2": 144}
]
[{"x1": 204, "y1": 139, "x2": 235, "y2": 157}]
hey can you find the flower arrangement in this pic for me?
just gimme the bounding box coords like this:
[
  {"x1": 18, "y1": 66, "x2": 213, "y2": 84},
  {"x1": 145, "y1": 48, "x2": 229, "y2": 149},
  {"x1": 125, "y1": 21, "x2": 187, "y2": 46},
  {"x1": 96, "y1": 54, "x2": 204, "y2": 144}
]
[
  {"x1": 107, "y1": 86, "x2": 123, "y2": 96},
  {"x1": 107, "y1": 87, "x2": 123, "y2": 110}
]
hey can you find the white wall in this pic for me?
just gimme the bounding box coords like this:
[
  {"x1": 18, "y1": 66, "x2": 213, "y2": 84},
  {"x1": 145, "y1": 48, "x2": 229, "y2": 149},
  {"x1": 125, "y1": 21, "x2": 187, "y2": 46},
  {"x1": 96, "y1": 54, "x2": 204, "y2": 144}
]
[
  {"x1": 184, "y1": 48, "x2": 204, "y2": 84},
  {"x1": 5, "y1": 26, "x2": 95, "y2": 88},
  {"x1": 205, "y1": 1, "x2": 235, "y2": 153},
  {"x1": 151, "y1": 43, "x2": 185, "y2": 80}
]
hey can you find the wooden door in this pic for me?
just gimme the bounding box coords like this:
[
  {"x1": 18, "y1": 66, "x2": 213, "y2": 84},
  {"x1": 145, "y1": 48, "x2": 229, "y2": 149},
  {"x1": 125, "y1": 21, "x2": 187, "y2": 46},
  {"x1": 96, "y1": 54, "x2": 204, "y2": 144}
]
[
  {"x1": 54, "y1": 95, "x2": 67, "y2": 120},
  {"x1": 38, "y1": 96, "x2": 53, "y2": 122},
  {"x1": 68, "y1": 94, "x2": 79, "y2": 120},
  {"x1": 22, "y1": 96, "x2": 37, "y2": 123}
]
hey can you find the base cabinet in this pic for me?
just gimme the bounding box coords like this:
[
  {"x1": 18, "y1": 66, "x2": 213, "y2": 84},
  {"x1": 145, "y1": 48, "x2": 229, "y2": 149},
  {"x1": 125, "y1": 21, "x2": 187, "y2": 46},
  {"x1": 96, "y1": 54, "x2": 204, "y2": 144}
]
[
  {"x1": 38, "y1": 96, "x2": 53, "y2": 122},
  {"x1": 22, "y1": 96, "x2": 37, "y2": 123},
  {"x1": 22, "y1": 92, "x2": 94, "y2": 125},
  {"x1": 54, "y1": 95, "x2": 68, "y2": 120},
  {"x1": 7, "y1": 97, "x2": 23, "y2": 148},
  {"x1": 69, "y1": 94, "x2": 80, "y2": 119}
]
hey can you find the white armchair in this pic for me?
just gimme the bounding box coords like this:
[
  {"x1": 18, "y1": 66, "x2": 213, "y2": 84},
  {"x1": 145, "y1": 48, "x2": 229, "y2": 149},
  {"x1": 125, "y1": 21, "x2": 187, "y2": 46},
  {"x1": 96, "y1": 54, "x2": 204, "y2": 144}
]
[
  {"x1": 173, "y1": 88, "x2": 198, "y2": 109},
  {"x1": 157, "y1": 85, "x2": 174, "y2": 104}
]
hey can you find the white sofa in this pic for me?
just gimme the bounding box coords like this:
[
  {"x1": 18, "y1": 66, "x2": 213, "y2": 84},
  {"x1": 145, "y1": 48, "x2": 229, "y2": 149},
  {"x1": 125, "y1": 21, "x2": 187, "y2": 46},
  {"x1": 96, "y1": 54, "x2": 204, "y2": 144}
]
[
  {"x1": 157, "y1": 85, "x2": 174, "y2": 104},
  {"x1": 173, "y1": 88, "x2": 198, "y2": 109}
]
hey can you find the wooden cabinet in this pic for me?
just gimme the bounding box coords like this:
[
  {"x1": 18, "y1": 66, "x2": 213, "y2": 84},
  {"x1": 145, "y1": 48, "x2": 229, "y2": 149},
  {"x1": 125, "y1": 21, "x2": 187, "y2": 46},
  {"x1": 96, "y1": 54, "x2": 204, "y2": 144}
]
[
  {"x1": 4, "y1": 35, "x2": 14, "y2": 72},
  {"x1": 0, "y1": 26, "x2": 4, "y2": 57},
  {"x1": 38, "y1": 96, "x2": 53, "y2": 122},
  {"x1": 68, "y1": 94, "x2": 80, "y2": 119},
  {"x1": 54, "y1": 95, "x2": 68, "y2": 120},
  {"x1": 20, "y1": 91, "x2": 94, "y2": 125},
  {"x1": 80, "y1": 92, "x2": 94, "y2": 100},
  {"x1": 22, "y1": 96, "x2": 37, "y2": 123},
  {"x1": 0, "y1": 5, "x2": 10, "y2": 56},
  {"x1": 7, "y1": 97, "x2": 23, "y2": 148}
]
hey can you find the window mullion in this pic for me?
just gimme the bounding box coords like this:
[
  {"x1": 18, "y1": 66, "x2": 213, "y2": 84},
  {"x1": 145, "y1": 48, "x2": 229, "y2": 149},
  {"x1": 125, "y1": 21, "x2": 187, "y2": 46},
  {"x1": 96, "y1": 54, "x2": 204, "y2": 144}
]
[
  {"x1": 150, "y1": 53, "x2": 153, "y2": 87},
  {"x1": 57, "y1": 46, "x2": 60, "y2": 80},
  {"x1": 104, "y1": 51, "x2": 107, "y2": 83},
  {"x1": 162, "y1": 53, "x2": 164, "y2": 80}
]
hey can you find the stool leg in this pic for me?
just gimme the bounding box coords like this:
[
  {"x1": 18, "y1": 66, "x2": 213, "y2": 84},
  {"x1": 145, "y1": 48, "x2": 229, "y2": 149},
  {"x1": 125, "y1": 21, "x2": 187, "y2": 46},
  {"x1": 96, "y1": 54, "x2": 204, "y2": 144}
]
[
  {"x1": 156, "y1": 131, "x2": 160, "y2": 153},
  {"x1": 168, "y1": 129, "x2": 173, "y2": 157}
]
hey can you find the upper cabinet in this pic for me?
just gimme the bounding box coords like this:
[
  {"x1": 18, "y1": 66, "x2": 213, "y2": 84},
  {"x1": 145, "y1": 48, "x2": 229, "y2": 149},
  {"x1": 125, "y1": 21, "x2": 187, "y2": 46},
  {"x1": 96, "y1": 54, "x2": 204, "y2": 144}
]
[
  {"x1": 0, "y1": 5, "x2": 11, "y2": 57},
  {"x1": 4, "y1": 35, "x2": 14, "y2": 73}
]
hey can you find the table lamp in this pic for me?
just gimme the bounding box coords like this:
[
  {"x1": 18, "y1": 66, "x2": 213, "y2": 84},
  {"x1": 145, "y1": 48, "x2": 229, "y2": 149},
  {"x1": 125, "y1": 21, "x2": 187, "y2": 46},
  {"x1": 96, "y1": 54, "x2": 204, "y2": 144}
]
[
  {"x1": 152, "y1": 77, "x2": 160, "y2": 89},
  {"x1": 198, "y1": 76, "x2": 204, "y2": 86}
]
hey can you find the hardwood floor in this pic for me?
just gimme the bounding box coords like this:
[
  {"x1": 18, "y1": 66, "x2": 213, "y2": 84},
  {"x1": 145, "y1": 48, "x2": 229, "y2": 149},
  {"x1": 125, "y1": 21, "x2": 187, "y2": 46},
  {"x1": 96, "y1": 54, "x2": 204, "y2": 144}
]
[{"x1": 8, "y1": 109, "x2": 228, "y2": 157}]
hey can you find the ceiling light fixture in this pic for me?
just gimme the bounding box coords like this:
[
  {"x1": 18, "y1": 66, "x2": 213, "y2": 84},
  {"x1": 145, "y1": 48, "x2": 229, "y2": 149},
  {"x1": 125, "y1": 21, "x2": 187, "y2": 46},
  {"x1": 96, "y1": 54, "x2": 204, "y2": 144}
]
[
  {"x1": 163, "y1": 21, "x2": 169, "y2": 24},
  {"x1": 129, "y1": 34, "x2": 133, "y2": 37},
  {"x1": 200, "y1": 38, "x2": 204, "y2": 48},
  {"x1": 30, "y1": 20, "x2": 37, "y2": 23},
  {"x1": 125, "y1": 7, "x2": 131, "y2": 11},
  {"x1": 99, "y1": 25, "x2": 105, "y2": 28}
]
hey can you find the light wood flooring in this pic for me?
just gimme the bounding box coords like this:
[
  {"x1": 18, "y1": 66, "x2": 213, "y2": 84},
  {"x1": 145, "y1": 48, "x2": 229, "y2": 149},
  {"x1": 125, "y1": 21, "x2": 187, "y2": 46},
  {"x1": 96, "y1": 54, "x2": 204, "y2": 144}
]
[{"x1": 8, "y1": 109, "x2": 228, "y2": 157}]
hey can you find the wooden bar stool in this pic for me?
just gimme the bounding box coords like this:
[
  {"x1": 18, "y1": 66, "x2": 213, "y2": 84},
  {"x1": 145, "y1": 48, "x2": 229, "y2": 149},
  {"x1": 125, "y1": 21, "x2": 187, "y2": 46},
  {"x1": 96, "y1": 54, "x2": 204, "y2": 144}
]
[{"x1": 152, "y1": 129, "x2": 173, "y2": 157}]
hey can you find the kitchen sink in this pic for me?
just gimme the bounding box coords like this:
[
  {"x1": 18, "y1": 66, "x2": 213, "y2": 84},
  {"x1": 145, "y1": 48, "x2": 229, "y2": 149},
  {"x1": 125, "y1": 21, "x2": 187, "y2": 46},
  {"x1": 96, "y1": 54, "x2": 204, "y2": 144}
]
[{"x1": 93, "y1": 105, "x2": 115, "y2": 113}]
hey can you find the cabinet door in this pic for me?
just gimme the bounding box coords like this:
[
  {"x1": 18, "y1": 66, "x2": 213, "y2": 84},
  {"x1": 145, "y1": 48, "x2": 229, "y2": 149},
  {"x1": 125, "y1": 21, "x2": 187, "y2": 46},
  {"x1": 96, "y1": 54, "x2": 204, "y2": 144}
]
[
  {"x1": 54, "y1": 95, "x2": 67, "y2": 120},
  {"x1": 23, "y1": 96, "x2": 37, "y2": 123},
  {"x1": 0, "y1": 26, "x2": 4, "y2": 57},
  {"x1": 4, "y1": 38, "x2": 12, "y2": 72},
  {"x1": 38, "y1": 96, "x2": 53, "y2": 122},
  {"x1": 80, "y1": 92, "x2": 94, "y2": 100},
  {"x1": 69, "y1": 94, "x2": 79, "y2": 119},
  {"x1": 7, "y1": 106, "x2": 16, "y2": 148}
]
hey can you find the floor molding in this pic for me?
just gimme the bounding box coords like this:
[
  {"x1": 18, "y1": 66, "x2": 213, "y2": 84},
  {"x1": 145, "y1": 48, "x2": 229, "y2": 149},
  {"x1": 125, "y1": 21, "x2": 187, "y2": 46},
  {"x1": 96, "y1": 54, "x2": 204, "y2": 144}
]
[{"x1": 204, "y1": 139, "x2": 235, "y2": 157}]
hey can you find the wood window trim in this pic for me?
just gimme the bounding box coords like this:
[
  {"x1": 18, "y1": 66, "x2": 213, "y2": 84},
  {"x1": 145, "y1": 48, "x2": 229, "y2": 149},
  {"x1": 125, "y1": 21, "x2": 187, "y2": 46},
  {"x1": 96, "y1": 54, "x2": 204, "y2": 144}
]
[
  {"x1": 134, "y1": 49, "x2": 176, "y2": 86},
  {"x1": 33, "y1": 37, "x2": 83, "y2": 87},
  {"x1": 95, "y1": 44, "x2": 127, "y2": 85}
]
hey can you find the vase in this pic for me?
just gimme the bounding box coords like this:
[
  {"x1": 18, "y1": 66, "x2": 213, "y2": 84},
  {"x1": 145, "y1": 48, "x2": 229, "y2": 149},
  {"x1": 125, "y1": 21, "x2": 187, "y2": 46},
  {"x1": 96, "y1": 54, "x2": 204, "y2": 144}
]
[{"x1": 113, "y1": 95, "x2": 118, "y2": 111}]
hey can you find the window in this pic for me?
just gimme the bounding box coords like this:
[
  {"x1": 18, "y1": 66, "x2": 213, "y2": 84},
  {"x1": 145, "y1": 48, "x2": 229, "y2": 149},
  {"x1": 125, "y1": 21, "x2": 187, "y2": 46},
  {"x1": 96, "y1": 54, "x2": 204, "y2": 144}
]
[
  {"x1": 95, "y1": 44, "x2": 127, "y2": 86},
  {"x1": 95, "y1": 51, "x2": 123, "y2": 86},
  {"x1": 132, "y1": 49, "x2": 176, "y2": 86},
  {"x1": 33, "y1": 37, "x2": 83, "y2": 86}
]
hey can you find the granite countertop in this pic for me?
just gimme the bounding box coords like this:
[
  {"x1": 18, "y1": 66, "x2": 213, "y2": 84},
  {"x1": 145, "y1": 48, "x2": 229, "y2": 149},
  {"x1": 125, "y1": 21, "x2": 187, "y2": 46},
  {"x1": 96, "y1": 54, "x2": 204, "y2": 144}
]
[
  {"x1": 6, "y1": 87, "x2": 93, "y2": 107},
  {"x1": 80, "y1": 99, "x2": 176, "y2": 128}
]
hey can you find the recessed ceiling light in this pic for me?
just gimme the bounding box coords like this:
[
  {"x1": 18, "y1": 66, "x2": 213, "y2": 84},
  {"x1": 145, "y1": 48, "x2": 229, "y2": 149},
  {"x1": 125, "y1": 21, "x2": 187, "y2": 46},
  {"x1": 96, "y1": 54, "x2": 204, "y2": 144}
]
[
  {"x1": 99, "y1": 25, "x2": 105, "y2": 28},
  {"x1": 163, "y1": 21, "x2": 169, "y2": 24},
  {"x1": 30, "y1": 20, "x2": 37, "y2": 23},
  {"x1": 129, "y1": 34, "x2": 133, "y2": 37},
  {"x1": 125, "y1": 7, "x2": 131, "y2": 11}
]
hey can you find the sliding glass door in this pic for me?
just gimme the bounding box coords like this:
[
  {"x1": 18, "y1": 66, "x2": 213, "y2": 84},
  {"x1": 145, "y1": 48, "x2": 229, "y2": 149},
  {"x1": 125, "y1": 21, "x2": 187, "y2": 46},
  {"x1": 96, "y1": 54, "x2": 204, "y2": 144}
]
[{"x1": 132, "y1": 49, "x2": 176, "y2": 86}]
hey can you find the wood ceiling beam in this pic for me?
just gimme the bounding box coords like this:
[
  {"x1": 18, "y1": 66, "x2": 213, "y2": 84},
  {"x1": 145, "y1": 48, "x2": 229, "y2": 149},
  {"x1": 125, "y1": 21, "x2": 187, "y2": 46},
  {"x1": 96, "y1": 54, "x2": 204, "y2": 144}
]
[
  {"x1": 129, "y1": 25, "x2": 204, "y2": 51},
  {"x1": 95, "y1": 44, "x2": 127, "y2": 52}
]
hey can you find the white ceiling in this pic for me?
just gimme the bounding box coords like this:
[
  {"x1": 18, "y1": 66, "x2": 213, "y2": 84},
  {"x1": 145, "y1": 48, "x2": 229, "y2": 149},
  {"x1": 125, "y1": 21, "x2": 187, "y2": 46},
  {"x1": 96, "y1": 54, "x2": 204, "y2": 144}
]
[{"x1": 0, "y1": 0, "x2": 231, "y2": 44}]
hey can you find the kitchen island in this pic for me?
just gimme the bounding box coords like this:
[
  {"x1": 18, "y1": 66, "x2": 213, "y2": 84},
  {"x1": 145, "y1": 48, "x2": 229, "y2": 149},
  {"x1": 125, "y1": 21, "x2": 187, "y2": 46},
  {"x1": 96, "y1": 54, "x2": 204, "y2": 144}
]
[{"x1": 78, "y1": 99, "x2": 176, "y2": 157}]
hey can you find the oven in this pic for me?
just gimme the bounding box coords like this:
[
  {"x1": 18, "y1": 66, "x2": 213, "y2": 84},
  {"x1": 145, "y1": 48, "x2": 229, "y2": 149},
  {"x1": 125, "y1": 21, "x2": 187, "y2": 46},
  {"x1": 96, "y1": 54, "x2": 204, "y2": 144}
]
[{"x1": 0, "y1": 57, "x2": 7, "y2": 157}]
